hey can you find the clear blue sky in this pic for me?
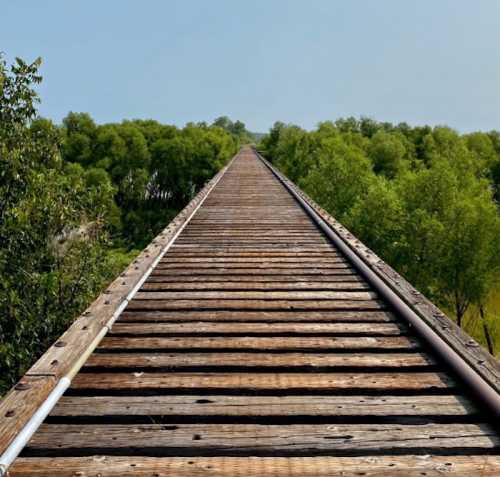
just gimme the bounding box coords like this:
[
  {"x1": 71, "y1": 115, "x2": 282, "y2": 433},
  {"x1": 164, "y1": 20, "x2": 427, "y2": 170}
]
[{"x1": 2, "y1": 0, "x2": 499, "y2": 132}]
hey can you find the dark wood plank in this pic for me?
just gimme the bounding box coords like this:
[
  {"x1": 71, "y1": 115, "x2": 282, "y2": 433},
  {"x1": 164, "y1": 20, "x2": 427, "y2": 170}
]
[
  {"x1": 119, "y1": 310, "x2": 397, "y2": 323},
  {"x1": 26, "y1": 423, "x2": 496, "y2": 454},
  {"x1": 52, "y1": 394, "x2": 474, "y2": 417}
]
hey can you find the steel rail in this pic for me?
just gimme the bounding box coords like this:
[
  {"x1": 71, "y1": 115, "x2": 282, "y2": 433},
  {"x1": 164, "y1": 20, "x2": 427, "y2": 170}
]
[{"x1": 255, "y1": 148, "x2": 500, "y2": 417}]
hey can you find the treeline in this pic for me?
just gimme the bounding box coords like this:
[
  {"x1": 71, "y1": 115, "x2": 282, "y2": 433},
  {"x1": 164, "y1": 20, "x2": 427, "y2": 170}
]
[
  {"x1": 260, "y1": 119, "x2": 500, "y2": 353},
  {"x1": 0, "y1": 56, "x2": 243, "y2": 393},
  {"x1": 61, "y1": 112, "x2": 241, "y2": 247}
]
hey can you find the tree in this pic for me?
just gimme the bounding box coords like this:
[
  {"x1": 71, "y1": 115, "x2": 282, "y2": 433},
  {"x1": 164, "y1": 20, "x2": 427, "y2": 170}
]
[
  {"x1": 300, "y1": 135, "x2": 375, "y2": 221},
  {"x1": 0, "y1": 56, "x2": 114, "y2": 393},
  {"x1": 346, "y1": 177, "x2": 404, "y2": 265},
  {"x1": 62, "y1": 112, "x2": 97, "y2": 166},
  {"x1": 368, "y1": 131, "x2": 409, "y2": 178}
]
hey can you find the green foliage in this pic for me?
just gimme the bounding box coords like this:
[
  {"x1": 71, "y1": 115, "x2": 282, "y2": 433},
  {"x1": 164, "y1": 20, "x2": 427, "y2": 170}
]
[
  {"x1": 0, "y1": 54, "x2": 240, "y2": 394},
  {"x1": 260, "y1": 118, "x2": 500, "y2": 353},
  {"x1": 0, "y1": 56, "x2": 116, "y2": 393}
]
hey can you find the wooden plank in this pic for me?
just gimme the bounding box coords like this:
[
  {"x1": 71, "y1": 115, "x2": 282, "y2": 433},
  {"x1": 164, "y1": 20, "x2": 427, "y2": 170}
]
[
  {"x1": 98, "y1": 336, "x2": 418, "y2": 350},
  {"x1": 25, "y1": 423, "x2": 495, "y2": 454},
  {"x1": 150, "y1": 269, "x2": 357, "y2": 276},
  {"x1": 0, "y1": 376, "x2": 56, "y2": 456},
  {"x1": 51, "y1": 394, "x2": 474, "y2": 417},
  {"x1": 126, "y1": 299, "x2": 386, "y2": 311},
  {"x1": 159, "y1": 257, "x2": 346, "y2": 263},
  {"x1": 71, "y1": 372, "x2": 452, "y2": 391},
  {"x1": 157, "y1": 258, "x2": 349, "y2": 270},
  {"x1": 133, "y1": 291, "x2": 377, "y2": 301},
  {"x1": 152, "y1": 266, "x2": 351, "y2": 273},
  {"x1": 146, "y1": 275, "x2": 362, "y2": 283},
  {"x1": 108, "y1": 322, "x2": 405, "y2": 335},
  {"x1": 84, "y1": 352, "x2": 434, "y2": 369},
  {"x1": 169, "y1": 246, "x2": 336, "y2": 253},
  {"x1": 119, "y1": 310, "x2": 397, "y2": 322},
  {"x1": 10, "y1": 456, "x2": 500, "y2": 477},
  {"x1": 141, "y1": 280, "x2": 369, "y2": 291}
]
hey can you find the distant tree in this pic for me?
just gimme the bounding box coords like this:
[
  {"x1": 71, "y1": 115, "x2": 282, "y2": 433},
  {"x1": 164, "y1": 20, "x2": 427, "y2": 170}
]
[
  {"x1": 368, "y1": 131, "x2": 408, "y2": 178},
  {"x1": 62, "y1": 112, "x2": 97, "y2": 166}
]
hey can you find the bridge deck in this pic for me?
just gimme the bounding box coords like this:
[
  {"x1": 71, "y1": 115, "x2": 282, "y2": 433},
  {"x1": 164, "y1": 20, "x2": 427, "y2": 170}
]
[{"x1": 6, "y1": 148, "x2": 500, "y2": 475}]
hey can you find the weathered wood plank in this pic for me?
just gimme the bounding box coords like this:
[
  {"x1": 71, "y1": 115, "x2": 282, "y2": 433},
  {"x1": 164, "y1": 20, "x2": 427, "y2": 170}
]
[
  {"x1": 119, "y1": 310, "x2": 396, "y2": 322},
  {"x1": 151, "y1": 267, "x2": 353, "y2": 275},
  {"x1": 25, "y1": 423, "x2": 495, "y2": 454},
  {"x1": 10, "y1": 456, "x2": 500, "y2": 477},
  {"x1": 134, "y1": 291, "x2": 377, "y2": 301},
  {"x1": 51, "y1": 394, "x2": 473, "y2": 417},
  {"x1": 83, "y1": 351, "x2": 434, "y2": 369},
  {"x1": 108, "y1": 322, "x2": 405, "y2": 335},
  {"x1": 98, "y1": 336, "x2": 418, "y2": 350},
  {"x1": 158, "y1": 257, "x2": 347, "y2": 264},
  {"x1": 126, "y1": 299, "x2": 386, "y2": 311},
  {"x1": 142, "y1": 280, "x2": 369, "y2": 291},
  {"x1": 146, "y1": 274, "x2": 362, "y2": 283},
  {"x1": 71, "y1": 372, "x2": 452, "y2": 391}
]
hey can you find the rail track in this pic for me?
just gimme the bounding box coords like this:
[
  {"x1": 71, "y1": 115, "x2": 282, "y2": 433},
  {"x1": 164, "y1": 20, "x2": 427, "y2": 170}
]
[{"x1": 1, "y1": 147, "x2": 500, "y2": 476}]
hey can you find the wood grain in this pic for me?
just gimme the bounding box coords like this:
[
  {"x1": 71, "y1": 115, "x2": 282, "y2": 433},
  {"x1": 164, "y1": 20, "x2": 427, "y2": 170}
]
[
  {"x1": 26, "y1": 423, "x2": 496, "y2": 454},
  {"x1": 9, "y1": 456, "x2": 500, "y2": 477},
  {"x1": 71, "y1": 372, "x2": 453, "y2": 391}
]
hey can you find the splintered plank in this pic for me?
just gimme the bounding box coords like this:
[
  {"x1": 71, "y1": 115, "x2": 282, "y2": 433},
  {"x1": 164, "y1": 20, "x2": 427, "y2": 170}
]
[
  {"x1": 83, "y1": 352, "x2": 435, "y2": 369},
  {"x1": 108, "y1": 322, "x2": 405, "y2": 336},
  {"x1": 125, "y1": 299, "x2": 386, "y2": 311},
  {"x1": 98, "y1": 336, "x2": 418, "y2": 351},
  {"x1": 51, "y1": 394, "x2": 475, "y2": 417},
  {"x1": 133, "y1": 291, "x2": 377, "y2": 300},
  {"x1": 10, "y1": 456, "x2": 500, "y2": 477},
  {"x1": 118, "y1": 310, "x2": 397, "y2": 323},
  {"x1": 24, "y1": 423, "x2": 496, "y2": 455},
  {"x1": 70, "y1": 372, "x2": 453, "y2": 391}
]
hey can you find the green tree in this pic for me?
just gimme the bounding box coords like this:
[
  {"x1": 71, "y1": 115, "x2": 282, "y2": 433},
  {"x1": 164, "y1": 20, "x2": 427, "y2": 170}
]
[
  {"x1": 368, "y1": 131, "x2": 409, "y2": 178},
  {"x1": 0, "y1": 56, "x2": 115, "y2": 393},
  {"x1": 301, "y1": 136, "x2": 375, "y2": 221}
]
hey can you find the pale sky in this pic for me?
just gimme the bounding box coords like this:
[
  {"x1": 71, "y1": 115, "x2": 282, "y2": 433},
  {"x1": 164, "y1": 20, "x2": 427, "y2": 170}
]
[{"x1": 2, "y1": 0, "x2": 500, "y2": 132}]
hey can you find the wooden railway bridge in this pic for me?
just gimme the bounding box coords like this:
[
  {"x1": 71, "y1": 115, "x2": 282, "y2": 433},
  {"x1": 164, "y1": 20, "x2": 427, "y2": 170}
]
[{"x1": 1, "y1": 147, "x2": 500, "y2": 476}]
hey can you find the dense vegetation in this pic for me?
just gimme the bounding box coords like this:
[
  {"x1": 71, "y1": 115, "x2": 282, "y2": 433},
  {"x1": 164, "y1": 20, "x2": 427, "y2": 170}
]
[
  {"x1": 0, "y1": 56, "x2": 242, "y2": 394},
  {"x1": 260, "y1": 119, "x2": 500, "y2": 354}
]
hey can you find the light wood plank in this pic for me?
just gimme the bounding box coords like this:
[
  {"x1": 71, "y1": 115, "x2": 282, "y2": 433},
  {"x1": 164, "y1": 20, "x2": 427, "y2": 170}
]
[
  {"x1": 71, "y1": 372, "x2": 453, "y2": 391},
  {"x1": 10, "y1": 456, "x2": 500, "y2": 477}
]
